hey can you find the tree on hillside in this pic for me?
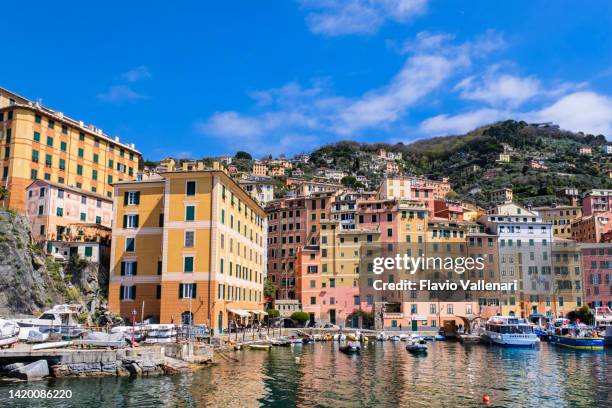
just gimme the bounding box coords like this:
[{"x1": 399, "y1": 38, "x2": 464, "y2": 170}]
[
  {"x1": 341, "y1": 176, "x2": 364, "y2": 189},
  {"x1": 235, "y1": 151, "x2": 252, "y2": 160}
]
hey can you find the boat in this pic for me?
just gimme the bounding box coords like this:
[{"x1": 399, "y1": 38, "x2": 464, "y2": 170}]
[
  {"x1": 333, "y1": 333, "x2": 346, "y2": 341},
  {"x1": 434, "y1": 335, "x2": 446, "y2": 341},
  {"x1": 604, "y1": 326, "x2": 612, "y2": 347},
  {"x1": 550, "y1": 324, "x2": 604, "y2": 350},
  {"x1": 270, "y1": 337, "x2": 291, "y2": 346},
  {"x1": 0, "y1": 319, "x2": 19, "y2": 348},
  {"x1": 339, "y1": 342, "x2": 361, "y2": 354},
  {"x1": 111, "y1": 325, "x2": 145, "y2": 342},
  {"x1": 249, "y1": 343, "x2": 271, "y2": 351},
  {"x1": 376, "y1": 332, "x2": 388, "y2": 341},
  {"x1": 143, "y1": 324, "x2": 177, "y2": 343},
  {"x1": 389, "y1": 335, "x2": 401, "y2": 342},
  {"x1": 594, "y1": 307, "x2": 612, "y2": 330},
  {"x1": 399, "y1": 334, "x2": 409, "y2": 341},
  {"x1": 13, "y1": 304, "x2": 84, "y2": 338},
  {"x1": 458, "y1": 333, "x2": 481, "y2": 344},
  {"x1": 480, "y1": 316, "x2": 540, "y2": 347},
  {"x1": 406, "y1": 338, "x2": 428, "y2": 353},
  {"x1": 323, "y1": 334, "x2": 333, "y2": 341},
  {"x1": 289, "y1": 337, "x2": 303, "y2": 344}
]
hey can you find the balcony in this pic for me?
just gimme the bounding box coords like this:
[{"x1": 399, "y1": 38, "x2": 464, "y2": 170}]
[{"x1": 383, "y1": 312, "x2": 404, "y2": 319}]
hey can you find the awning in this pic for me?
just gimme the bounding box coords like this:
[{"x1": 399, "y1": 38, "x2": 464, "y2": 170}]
[
  {"x1": 411, "y1": 315, "x2": 427, "y2": 321},
  {"x1": 227, "y1": 309, "x2": 250, "y2": 318},
  {"x1": 251, "y1": 310, "x2": 268, "y2": 316}
]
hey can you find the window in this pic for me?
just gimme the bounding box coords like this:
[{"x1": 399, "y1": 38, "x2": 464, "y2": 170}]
[
  {"x1": 123, "y1": 214, "x2": 139, "y2": 229},
  {"x1": 56, "y1": 207, "x2": 64, "y2": 217},
  {"x1": 33, "y1": 131, "x2": 40, "y2": 142},
  {"x1": 80, "y1": 212, "x2": 86, "y2": 221},
  {"x1": 125, "y1": 191, "x2": 140, "y2": 205},
  {"x1": 92, "y1": 169, "x2": 98, "y2": 180},
  {"x1": 35, "y1": 114, "x2": 41, "y2": 124},
  {"x1": 77, "y1": 164, "x2": 83, "y2": 176},
  {"x1": 109, "y1": 159, "x2": 114, "y2": 168},
  {"x1": 108, "y1": 175, "x2": 113, "y2": 184},
  {"x1": 46, "y1": 136, "x2": 53, "y2": 147},
  {"x1": 45, "y1": 154, "x2": 52, "y2": 167},
  {"x1": 179, "y1": 283, "x2": 196, "y2": 299},
  {"x1": 78, "y1": 148, "x2": 84, "y2": 158},
  {"x1": 38, "y1": 205, "x2": 44, "y2": 215},
  {"x1": 156, "y1": 285, "x2": 162, "y2": 300},
  {"x1": 32, "y1": 149, "x2": 39, "y2": 162},
  {"x1": 84, "y1": 246, "x2": 93, "y2": 257},
  {"x1": 186, "y1": 181, "x2": 196, "y2": 196},
  {"x1": 60, "y1": 141, "x2": 67, "y2": 152},
  {"x1": 185, "y1": 205, "x2": 195, "y2": 221},
  {"x1": 79, "y1": 132, "x2": 85, "y2": 141},
  {"x1": 125, "y1": 237, "x2": 135, "y2": 252},
  {"x1": 184, "y1": 231, "x2": 194, "y2": 247},
  {"x1": 48, "y1": 119, "x2": 54, "y2": 129},
  {"x1": 93, "y1": 153, "x2": 99, "y2": 163},
  {"x1": 184, "y1": 256, "x2": 194, "y2": 272},
  {"x1": 120, "y1": 285, "x2": 136, "y2": 301},
  {"x1": 59, "y1": 158, "x2": 66, "y2": 171},
  {"x1": 121, "y1": 261, "x2": 137, "y2": 276},
  {"x1": 61, "y1": 124, "x2": 68, "y2": 134}
]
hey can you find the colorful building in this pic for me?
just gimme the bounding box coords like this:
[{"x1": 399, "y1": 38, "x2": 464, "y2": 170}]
[
  {"x1": 534, "y1": 205, "x2": 582, "y2": 239},
  {"x1": 571, "y1": 212, "x2": 612, "y2": 243},
  {"x1": 580, "y1": 243, "x2": 612, "y2": 309},
  {"x1": 551, "y1": 239, "x2": 583, "y2": 317},
  {"x1": 108, "y1": 164, "x2": 267, "y2": 333},
  {"x1": 582, "y1": 189, "x2": 612, "y2": 216},
  {"x1": 0, "y1": 87, "x2": 140, "y2": 213}
]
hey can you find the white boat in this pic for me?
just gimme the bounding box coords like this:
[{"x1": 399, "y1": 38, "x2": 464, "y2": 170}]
[
  {"x1": 399, "y1": 334, "x2": 409, "y2": 341},
  {"x1": 376, "y1": 332, "x2": 388, "y2": 341},
  {"x1": 111, "y1": 325, "x2": 145, "y2": 342},
  {"x1": 144, "y1": 324, "x2": 177, "y2": 343},
  {"x1": 594, "y1": 306, "x2": 612, "y2": 330},
  {"x1": 480, "y1": 316, "x2": 540, "y2": 347},
  {"x1": 389, "y1": 335, "x2": 401, "y2": 341},
  {"x1": 406, "y1": 338, "x2": 428, "y2": 353},
  {"x1": 333, "y1": 333, "x2": 346, "y2": 341},
  {"x1": 12, "y1": 304, "x2": 84, "y2": 338},
  {"x1": 0, "y1": 319, "x2": 19, "y2": 348}
]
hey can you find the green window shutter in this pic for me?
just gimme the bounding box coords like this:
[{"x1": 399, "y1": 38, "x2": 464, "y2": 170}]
[
  {"x1": 134, "y1": 191, "x2": 140, "y2": 204},
  {"x1": 192, "y1": 284, "x2": 197, "y2": 299},
  {"x1": 133, "y1": 262, "x2": 137, "y2": 276},
  {"x1": 119, "y1": 286, "x2": 124, "y2": 300},
  {"x1": 84, "y1": 246, "x2": 93, "y2": 257},
  {"x1": 132, "y1": 286, "x2": 136, "y2": 299},
  {"x1": 124, "y1": 192, "x2": 129, "y2": 205},
  {"x1": 120, "y1": 262, "x2": 125, "y2": 276},
  {"x1": 123, "y1": 215, "x2": 127, "y2": 228},
  {"x1": 179, "y1": 284, "x2": 184, "y2": 299},
  {"x1": 134, "y1": 215, "x2": 139, "y2": 228}
]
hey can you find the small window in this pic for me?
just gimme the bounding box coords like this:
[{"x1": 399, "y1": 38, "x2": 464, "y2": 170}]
[
  {"x1": 126, "y1": 237, "x2": 135, "y2": 252},
  {"x1": 185, "y1": 205, "x2": 195, "y2": 221},
  {"x1": 33, "y1": 131, "x2": 40, "y2": 142},
  {"x1": 186, "y1": 181, "x2": 196, "y2": 196},
  {"x1": 184, "y1": 231, "x2": 194, "y2": 247},
  {"x1": 80, "y1": 212, "x2": 86, "y2": 221},
  {"x1": 84, "y1": 246, "x2": 93, "y2": 257},
  {"x1": 56, "y1": 207, "x2": 64, "y2": 217},
  {"x1": 46, "y1": 136, "x2": 53, "y2": 147},
  {"x1": 60, "y1": 141, "x2": 67, "y2": 152},
  {"x1": 184, "y1": 256, "x2": 194, "y2": 273}
]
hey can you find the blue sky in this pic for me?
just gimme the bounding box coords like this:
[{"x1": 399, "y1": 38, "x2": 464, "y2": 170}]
[{"x1": 2, "y1": 1, "x2": 611, "y2": 159}]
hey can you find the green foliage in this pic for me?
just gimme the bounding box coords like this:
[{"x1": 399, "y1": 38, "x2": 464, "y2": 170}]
[
  {"x1": 0, "y1": 186, "x2": 9, "y2": 202},
  {"x1": 567, "y1": 305, "x2": 593, "y2": 325},
  {"x1": 267, "y1": 309, "x2": 280, "y2": 318},
  {"x1": 290, "y1": 311, "x2": 310, "y2": 323},
  {"x1": 235, "y1": 151, "x2": 253, "y2": 160},
  {"x1": 341, "y1": 176, "x2": 365, "y2": 189},
  {"x1": 264, "y1": 278, "x2": 276, "y2": 298}
]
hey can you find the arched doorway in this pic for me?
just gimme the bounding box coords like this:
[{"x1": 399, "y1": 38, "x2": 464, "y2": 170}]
[{"x1": 181, "y1": 311, "x2": 193, "y2": 325}]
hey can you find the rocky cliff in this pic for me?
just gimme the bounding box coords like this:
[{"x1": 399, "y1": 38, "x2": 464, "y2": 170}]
[{"x1": 0, "y1": 209, "x2": 111, "y2": 322}]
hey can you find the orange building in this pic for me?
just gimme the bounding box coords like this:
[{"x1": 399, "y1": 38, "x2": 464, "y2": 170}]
[{"x1": 108, "y1": 164, "x2": 267, "y2": 333}]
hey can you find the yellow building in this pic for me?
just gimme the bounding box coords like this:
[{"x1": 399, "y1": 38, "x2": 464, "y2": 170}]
[
  {"x1": 533, "y1": 205, "x2": 582, "y2": 239},
  {"x1": 108, "y1": 164, "x2": 267, "y2": 334},
  {"x1": 0, "y1": 87, "x2": 140, "y2": 212},
  {"x1": 551, "y1": 239, "x2": 583, "y2": 317}
]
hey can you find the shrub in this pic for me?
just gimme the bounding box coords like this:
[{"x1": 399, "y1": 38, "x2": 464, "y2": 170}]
[
  {"x1": 267, "y1": 309, "x2": 280, "y2": 318},
  {"x1": 290, "y1": 311, "x2": 309, "y2": 323}
]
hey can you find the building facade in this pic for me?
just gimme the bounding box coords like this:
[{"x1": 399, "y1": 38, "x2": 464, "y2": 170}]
[
  {"x1": 0, "y1": 87, "x2": 140, "y2": 213},
  {"x1": 108, "y1": 166, "x2": 267, "y2": 333}
]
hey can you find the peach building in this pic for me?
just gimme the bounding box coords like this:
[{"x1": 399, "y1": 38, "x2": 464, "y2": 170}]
[
  {"x1": 571, "y1": 212, "x2": 612, "y2": 243},
  {"x1": 25, "y1": 179, "x2": 112, "y2": 243}
]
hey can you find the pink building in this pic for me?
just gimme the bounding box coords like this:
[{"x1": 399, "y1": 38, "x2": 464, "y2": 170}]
[
  {"x1": 571, "y1": 212, "x2": 612, "y2": 243},
  {"x1": 582, "y1": 190, "x2": 612, "y2": 216},
  {"x1": 357, "y1": 198, "x2": 398, "y2": 241},
  {"x1": 26, "y1": 180, "x2": 113, "y2": 243},
  {"x1": 581, "y1": 244, "x2": 612, "y2": 309}
]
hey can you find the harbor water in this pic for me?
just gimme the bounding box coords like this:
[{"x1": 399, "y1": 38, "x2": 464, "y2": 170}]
[{"x1": 1, "y1": 341, "x2": 610, "y2": 407}]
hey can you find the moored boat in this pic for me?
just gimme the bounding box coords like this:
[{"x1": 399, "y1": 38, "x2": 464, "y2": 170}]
[
  {"x1": 339, "y1": 342, "x2": 361, "y2": 354},
  {"x1": 249, "y1": 343, "x2": 271, "y2": 351},
  {"x1": 0, "y1": 319, "x2": 19, "y2": 348},
  {"x1": 551, "y1": 324, "x2": 604, "y2": 350},
  {"x1": 376, "y1": 332, "x2": 388, "y2": 341},
  {"x1": 480, "y1": 316, "x2": 540, "y2": 347},
  {"x1": 271, "y1": 337, "x2": 291, "y2": 346},
  {"x1": 406, "y1": 339, "x2": 428, "y2": 353}
]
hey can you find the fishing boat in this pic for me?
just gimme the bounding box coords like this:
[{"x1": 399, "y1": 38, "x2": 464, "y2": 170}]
[
  {"x1": 0, "y1": 319, "x2": 19, "y2": 348},
  {"x1": 480, "y1": 316, "x2": 540, "y2": 347},
  {"x1": 376, "y1": 332, "x2": 388, "y2": 341},
  {"x1": 339, "y1": 342, "x2": 361, "y2": 354},
  {"x1": 406, "y1": 338, "x2": 428, "y2": 353},
  {"x1": 249, "y1": 343, "x2": 271, "y2": 351},
  {"x1": 550, "y1": 324, "x2": 604, "y2": 350}
]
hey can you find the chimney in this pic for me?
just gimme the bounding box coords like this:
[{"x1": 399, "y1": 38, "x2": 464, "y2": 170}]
[{"x1": 212, "y1": 161, "x2": 220, "y2": 170}]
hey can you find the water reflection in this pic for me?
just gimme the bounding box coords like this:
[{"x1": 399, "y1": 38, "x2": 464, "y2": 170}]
[{"x1": 0, "y1": 342, "x2": 609, "y2": 407}]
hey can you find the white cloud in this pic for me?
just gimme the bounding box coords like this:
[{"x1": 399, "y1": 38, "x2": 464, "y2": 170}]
[
  {"x1": 197, "y1": 32, "x2": 504, "y2": 153},
  {"x1": 299, "y1": 0, "x2": 427, "y2": 36},
  {"x1": 420, "y1": 108, "x2": 507, "y2": 135},
  {"x1": 530, "y1": 91, "x2": 612, "y2": 136},
  {"x1": 121, "y1": 66, "x2": 152, "y2": 82},
  {"x1": 456, "y1": 73, "x2": 542, "y2": 107},
  {"x1": 97, "y1": 85, "x2": 145, "y2": 103}
]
